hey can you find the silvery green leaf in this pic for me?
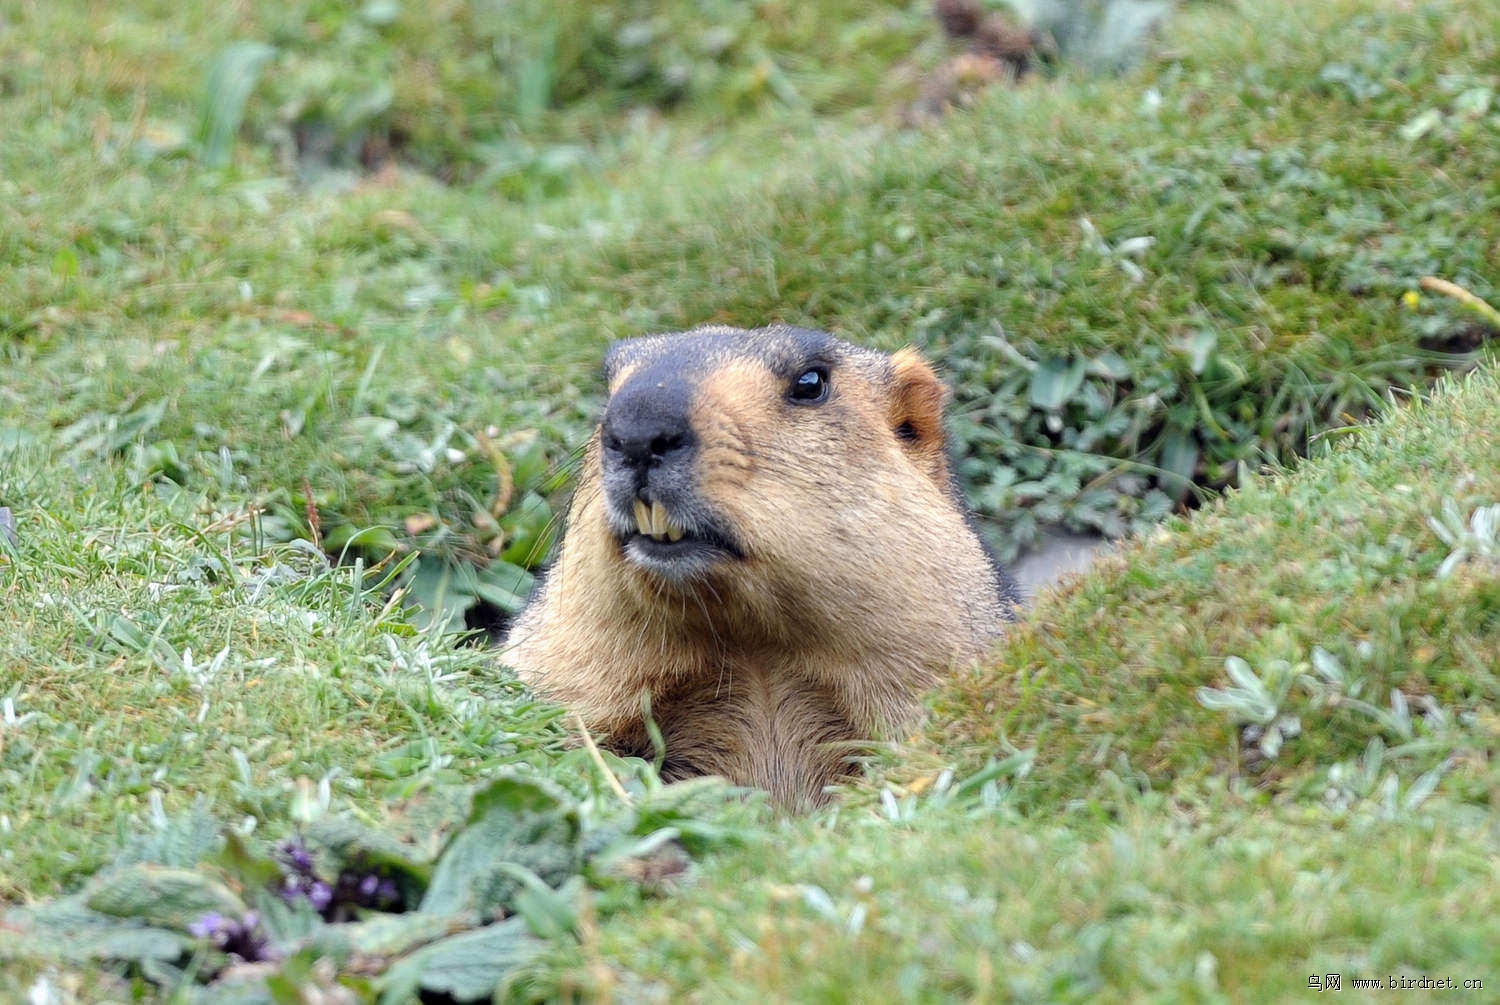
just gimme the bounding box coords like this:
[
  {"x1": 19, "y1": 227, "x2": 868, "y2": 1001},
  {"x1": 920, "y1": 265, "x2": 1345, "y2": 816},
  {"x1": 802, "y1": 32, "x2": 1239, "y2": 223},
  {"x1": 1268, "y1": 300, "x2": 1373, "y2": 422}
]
[
  {"x1": 1196, "y1": 684, "x2": 1275, "y2": 725},
  {"x1": 303, "y1": 910, "x2": 456, "y2": 959},
  {"x1": 1185, "y1": 329, "x2": 1218, "y2": 375},
  {"x1": 1378, "y1": 773, "x2": 1400, "y2": 817},
  {"x1": 1159, "y1": 431, "x2": 1199, "y2": 497},
  {"x1": 1085, "y1": 351, "x2": 1132, "y2": 381},
  {"x1": 1453, "y1": 86, "x2": 1492, "y2": 117},
  {"x1": 361, "y1": 0, "x2": 402, "y2": 27},
  {"x1": 504, "y1": 868, "x2": 581, "y2": 940},
  {"x1": 1310, "y1": 647, "x2": 1345, "y2": 686},
  {"x1": 1389, "y1": 689, "x2": 1411, "y2": 736},
  {"x1": 1473, "y1": 504, "x2": 1497, "y2": 542},
  {"x1": 1402, "y1": 764, "x2": 1445, "y2": 812},
  {"x1": 198, "y1": 42, "x2": 277, "y2": 167},
  {"x1": 799, "y1": 884, "x2": 839, "y2": 921},
  {"x1": 1223, "y1": 657, "x2": 1261, "y2": 693},
  {"x1": 1400, "y1": 108, "x2": 1443, "y2": 141}
]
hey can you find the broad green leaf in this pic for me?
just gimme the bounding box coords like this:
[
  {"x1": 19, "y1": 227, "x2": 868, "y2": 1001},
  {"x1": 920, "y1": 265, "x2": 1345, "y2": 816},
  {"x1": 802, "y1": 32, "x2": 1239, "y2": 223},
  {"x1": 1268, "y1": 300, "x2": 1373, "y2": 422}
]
[
  {"x1": 120, "y1": 804, "x2": 224, "y2": 870},
  {"x1": 503, "y1": 868, "x2": 581, "y2": 940},
  {"x1": 0, "y1": 898, "x2": 186, "y2": 965},
  {"x1": 471, "y1": 560, "x2": 536, "y2": 614},
  {"x1": 85, "y1": 864, "x2": 249, "y2": 932},
  {"x1": 1085, "y1": 351, "x2": 1132, "y2": 380},
  {"x1": 186, "y1": 974, "x2": 280, "y2": 1005},
  {"x1": 304, "y1": 910, "x2": 459, "y2": 959},
  {"x1": 506, "y1": 435, "x2": 549, "y2": 490},
  {"x1": 378, "y1": 918, "x2": 542, "y2": 1004},
  {"x1": 1158, "y1": 430, "x2": 1199, "y2": 500},
  {"x1": 323, "y1": 523, "x2": 403, "y2": 558},
  {"x1": 213, "y1": 831, "x2": 284, "y2": 894},
  {"x1": 500, "y1": 492, "x2": 556, "y2": 566},
  {"x1": 420, "y1": 775, "x2": 581, "y2": 919},
  {"x1": 402, "y1": 557, "x2": 475, "y2": 635},
  {"x1": 302, "y1": 814, "x2": 434, "y2": 907},
  {"x1": 1028, "y1": 356, "x2": 1087, "y2": 411},
  {"x1": 246, "y1": 890, "x2": 324, "y2": 950}
]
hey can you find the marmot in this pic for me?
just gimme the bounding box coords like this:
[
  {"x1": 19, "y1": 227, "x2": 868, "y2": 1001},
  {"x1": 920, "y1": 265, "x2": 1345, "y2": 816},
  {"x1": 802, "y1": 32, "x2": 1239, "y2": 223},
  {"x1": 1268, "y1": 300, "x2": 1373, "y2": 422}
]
[{"x1": 504, "y1": 325, "x2": 1018, "y2": 807}]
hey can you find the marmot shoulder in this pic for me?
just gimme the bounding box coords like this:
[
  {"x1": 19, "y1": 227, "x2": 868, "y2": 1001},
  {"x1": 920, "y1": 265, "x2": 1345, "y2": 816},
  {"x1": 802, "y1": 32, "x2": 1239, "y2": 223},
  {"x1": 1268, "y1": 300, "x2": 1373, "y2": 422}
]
[{"x1": 504, "y1": 325, "x2": 1017, "y2": 807}]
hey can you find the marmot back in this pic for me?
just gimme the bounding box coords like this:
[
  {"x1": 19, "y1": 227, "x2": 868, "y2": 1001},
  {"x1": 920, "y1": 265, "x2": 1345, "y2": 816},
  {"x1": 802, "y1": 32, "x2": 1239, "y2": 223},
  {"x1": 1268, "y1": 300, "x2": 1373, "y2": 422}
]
[{"x1": 504, "y1": 325, "x2": 1017, "y2": 807}]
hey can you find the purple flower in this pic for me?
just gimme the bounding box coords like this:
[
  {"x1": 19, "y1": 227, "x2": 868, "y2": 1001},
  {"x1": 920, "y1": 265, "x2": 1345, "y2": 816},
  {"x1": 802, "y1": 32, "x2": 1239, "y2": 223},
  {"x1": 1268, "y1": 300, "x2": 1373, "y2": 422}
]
[
  {"x1": 189, "y1": 911, "x2": 274, "y2": 962},
  {"x1": 307, "y1": 880, "x2": 333, "y2": 912},
  {"x1": 277, "y1": 838, "x2": 316, "y2": 876},
  {"x1": 189, "y1": 912, "x2": 226, "y2": 940},
  {"x1": 377, "y1": 878, "x2": 399, "y2": 905}
]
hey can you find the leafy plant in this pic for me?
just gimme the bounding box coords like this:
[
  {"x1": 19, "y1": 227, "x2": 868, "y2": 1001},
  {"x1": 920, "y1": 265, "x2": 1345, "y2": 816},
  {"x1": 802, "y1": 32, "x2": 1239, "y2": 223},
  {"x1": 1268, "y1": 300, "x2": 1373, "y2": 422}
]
[
  {"x1": 0, "y1": 772, "x2": 744, "y2": 1001},
  {"x1": 1315, "y1": 738, "x2": 1450, "y2": 818},
  {"x1": 1197, "y1": 646, "x2": 1462, "y2": 766},
  {"x1": 1427, "y1": 499, "x2": 1500, "y2": 578},
  {"x1": 1196, "y1": 655, "x2": 1304, "y2": 760},
  {"x1": 941, "y1": 321, "x2": 1231, "y2": 559}
]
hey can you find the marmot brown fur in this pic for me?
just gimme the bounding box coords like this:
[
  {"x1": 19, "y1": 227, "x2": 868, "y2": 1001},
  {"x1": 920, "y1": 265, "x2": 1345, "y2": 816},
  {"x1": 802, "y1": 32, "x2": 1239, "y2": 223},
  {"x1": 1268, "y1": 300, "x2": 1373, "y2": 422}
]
[{"x1": 504, "y1": 325, "x2": 1017, "y2": 807}]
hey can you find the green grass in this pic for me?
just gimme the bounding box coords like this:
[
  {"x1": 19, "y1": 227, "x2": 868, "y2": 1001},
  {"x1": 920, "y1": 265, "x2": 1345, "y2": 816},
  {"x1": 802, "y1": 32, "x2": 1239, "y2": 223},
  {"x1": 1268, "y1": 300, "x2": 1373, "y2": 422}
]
[
  {"x1": 3, "y1": 0, "x2": 1500, "y2": 999},
  {"x1": 550, "y1": 368, "x2": 1500, "y2": 1001},
  {"x1": 0, "y1": 450, "x2": 572, "y2": 902},
  {"x1": 929, "y1": 367, "x2": 1500, "y2": 810},
  {"x1": 6, "y1": 0, "x2": 1498, "y2": 571},
  {"x1": 579, "y1": 797, "x2": 1500, "y2": 1000}
]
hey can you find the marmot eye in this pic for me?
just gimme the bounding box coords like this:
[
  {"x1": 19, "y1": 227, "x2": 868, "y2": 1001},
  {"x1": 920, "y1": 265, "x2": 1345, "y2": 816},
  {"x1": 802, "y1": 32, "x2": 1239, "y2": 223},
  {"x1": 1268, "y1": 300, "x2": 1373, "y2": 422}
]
[{"x1": 788, "y1": 366, "x2": 829, "y2": 404}]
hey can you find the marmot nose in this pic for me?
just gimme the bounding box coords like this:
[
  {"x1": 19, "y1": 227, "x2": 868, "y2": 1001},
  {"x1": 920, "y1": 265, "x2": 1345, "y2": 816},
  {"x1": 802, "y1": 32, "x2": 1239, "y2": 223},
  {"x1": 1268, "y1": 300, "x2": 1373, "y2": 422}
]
[{"x1": 600, "y1": 377, "x2": 696, "y2": 473}]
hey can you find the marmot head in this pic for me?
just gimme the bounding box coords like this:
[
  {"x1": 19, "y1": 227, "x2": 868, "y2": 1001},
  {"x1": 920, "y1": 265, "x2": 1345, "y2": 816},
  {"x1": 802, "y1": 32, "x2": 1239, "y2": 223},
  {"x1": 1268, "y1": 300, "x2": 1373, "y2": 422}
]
[
  {"x1": 591, "y1": 325, "x2": 965, "y2": 596},
  {"x1": 508, "y1": 325, "x2": 1013, "y2": 802}
]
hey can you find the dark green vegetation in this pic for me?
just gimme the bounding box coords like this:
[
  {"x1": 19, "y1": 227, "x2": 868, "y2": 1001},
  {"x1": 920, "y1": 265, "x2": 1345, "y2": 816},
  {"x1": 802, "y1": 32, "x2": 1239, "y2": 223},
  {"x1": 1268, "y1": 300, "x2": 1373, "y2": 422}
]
[{"x1": 2, "y1": 0, "x2": 1498, "y2": 999}]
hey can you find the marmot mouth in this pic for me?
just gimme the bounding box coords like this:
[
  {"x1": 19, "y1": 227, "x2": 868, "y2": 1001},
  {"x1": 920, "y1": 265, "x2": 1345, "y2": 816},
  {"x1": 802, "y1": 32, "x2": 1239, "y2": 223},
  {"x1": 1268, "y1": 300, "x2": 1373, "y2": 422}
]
[
  {"x1": 632, "y1": 499, "x2": 687, "y2": 543},
  {"x1": 617, "y1": 500, "x2": 742, "y2": 578}
]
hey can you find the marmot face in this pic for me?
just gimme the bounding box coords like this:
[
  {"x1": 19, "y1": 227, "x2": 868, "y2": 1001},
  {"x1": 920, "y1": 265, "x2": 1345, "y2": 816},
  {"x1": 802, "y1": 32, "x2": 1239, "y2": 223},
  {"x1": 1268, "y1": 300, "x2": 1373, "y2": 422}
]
[
  {"x1": 506, "y1": 325, "x2": 1015, "y2": 806},
  {"x1": 594, "y1": 326, "x2": 961, "y2": 601}
]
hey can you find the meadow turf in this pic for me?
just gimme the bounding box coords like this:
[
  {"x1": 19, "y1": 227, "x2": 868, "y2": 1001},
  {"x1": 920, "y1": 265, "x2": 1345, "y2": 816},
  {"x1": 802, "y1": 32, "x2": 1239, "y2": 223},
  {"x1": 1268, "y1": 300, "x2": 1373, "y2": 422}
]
[
  {"x1": 3, "y1": 0, "x2": 1499, "y2": 999},
  {"x1": 569, "y1": 366, "x2": 1500, "y2": 1001}
]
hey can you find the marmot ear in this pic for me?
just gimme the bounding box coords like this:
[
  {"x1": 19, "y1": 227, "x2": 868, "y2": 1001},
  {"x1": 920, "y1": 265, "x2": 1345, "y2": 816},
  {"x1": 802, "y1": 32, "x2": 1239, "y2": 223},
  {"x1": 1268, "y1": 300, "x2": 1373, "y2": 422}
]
[{"x1": 887, "y1": 348, "x2": 951, "y2": 480}]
